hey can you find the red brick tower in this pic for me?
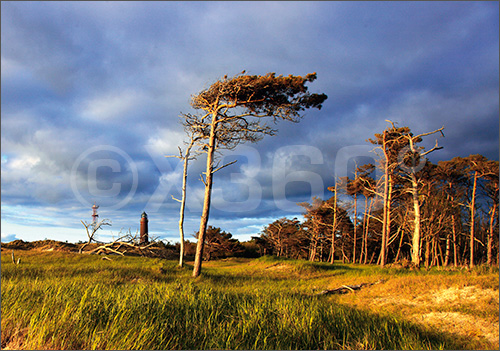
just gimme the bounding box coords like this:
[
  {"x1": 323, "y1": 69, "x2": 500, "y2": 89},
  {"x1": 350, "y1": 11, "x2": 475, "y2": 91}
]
[{"x1": 140, "y1": 212, "x2": 148, "y2": 244}]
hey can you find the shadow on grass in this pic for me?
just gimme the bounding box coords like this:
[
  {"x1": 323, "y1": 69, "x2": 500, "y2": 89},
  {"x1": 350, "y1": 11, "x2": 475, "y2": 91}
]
[
  {"x1": 185, "y1": 257, "x2": 367, "y2": 286},
  {"x1": 175, "y1": 287, "x2": 470, "y2": 350},
  {"x1": 250, "y1": 255, "x2": 365, "y2": 273},
  {"x1": 332, "y1": 301, "x2": 470, "y2": 349}
]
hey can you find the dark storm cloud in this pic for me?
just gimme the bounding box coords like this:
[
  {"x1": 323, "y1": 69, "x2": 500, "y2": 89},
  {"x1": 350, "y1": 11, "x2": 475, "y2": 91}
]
[{"x1": 1, "y1": 1, "x2": 498, "y2": 241}]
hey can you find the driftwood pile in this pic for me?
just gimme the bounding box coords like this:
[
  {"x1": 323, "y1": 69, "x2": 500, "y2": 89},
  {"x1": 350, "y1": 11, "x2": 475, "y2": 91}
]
[
  {"x1": 79, "y1": 219, "x2": 168, "y2": 258},
  {"x1": 315, "y1": 279, "x2": 385, "y2": 295},
  {"x1": 81, "y1": 240, "x2": 160, "y2": 257}
]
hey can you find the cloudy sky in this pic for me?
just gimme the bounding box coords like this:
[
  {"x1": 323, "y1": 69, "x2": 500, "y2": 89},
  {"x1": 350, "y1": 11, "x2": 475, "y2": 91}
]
[{"x1": 1, "y1": 1, "x2": 498, "y2": 244}]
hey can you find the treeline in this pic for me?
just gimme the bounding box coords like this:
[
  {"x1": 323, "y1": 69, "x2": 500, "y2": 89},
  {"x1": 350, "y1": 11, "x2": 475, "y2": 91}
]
[
  {"x1": 180, "y1": 226, "x2": 258, "y2": 261},
  {"x1": 194, "y1": 123, "x2": 499, "y2": 268}
]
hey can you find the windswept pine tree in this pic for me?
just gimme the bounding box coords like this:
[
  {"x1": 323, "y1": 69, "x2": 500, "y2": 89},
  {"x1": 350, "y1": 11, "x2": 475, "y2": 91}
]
[{"x1": 183, "y1": 72, "x2": 327, "y2": 277}]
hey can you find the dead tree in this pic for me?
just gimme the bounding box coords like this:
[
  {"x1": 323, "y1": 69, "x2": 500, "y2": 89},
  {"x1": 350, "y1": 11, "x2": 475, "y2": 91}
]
[
  {"x1": 79, "y1": 218, "x2": 112, "y2": 253},
  {"x1": 368, "y1": 120, "x2": 444, "y2": 267},
  {"x1": 166, "y1": 129, "x2": 202, "y2": 268},
  {"x1": 81, "y1": 229, "x2": 161, "y2": 257},
  {"x1": 397, "y1": 124, "x2": 445, "y2": 267}
]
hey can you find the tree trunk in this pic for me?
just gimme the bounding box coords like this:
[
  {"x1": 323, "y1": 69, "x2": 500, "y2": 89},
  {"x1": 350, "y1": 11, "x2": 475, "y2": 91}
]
[
  {"x1": 309, "y1": 232, "x2": 318, "y2": 262},
  {"x1": 431, "y1": 236, "x2": 438, "y2": 267},
  {"x1": 193, "y1": 113, "x2": 217, "y2": 278},
  {"x1": 174, "y1": 139, "x2": 198, "y2": 268},
  {"x1": 469, "y1": 170, "x2": 478, "y2": 268},
  {"x1": 363, "y1": 197, "x2": 373, "y2": 264},
  {"x1": 386, "y1": 176, "x2": 393, "y2": 264},
  {"x1": 410, "y1": 174, "x2": 421, "y2": 266},
  {"x1": 330, "y1": 185, "x2": 338, "y2": 264},
  {"x1": 437, "y1": 237, "x2": 444, "y2": 267},
  {"x1": 425, "y1": 235, "x2": 431, "y2": 269},
  {"x1": 444, "y1": 232, "x2": 450, "y2": 266},
  {"x1": 452, "y1": 214, "x2": 458, "y2": 267},
  {"x1": 487, "y1": 203, "x2": 498, "y2": 266},
  {"x1": 379, "y1": 172, "x2": 393, "y2": 267},
  {"x1": 368, "y1": 250, "x2": 376, "y2": 264},
  {"x1": 394, "y1": 224, "x2": 405, "y2": 262},
  {"x1": 352, "y1": 193, "x2": 358, "y2": 264},
  {"x1": 380, "y1": 163, "x2": 390, "y2": 267},
  {"x1": 380, "y1": 130, "x2": 390, "y2": 267},
  {"x1": 360, "y1": 196, "x2": 368, "y2": 264},
  {"x1": 341, "y1": 241, "x2": 348, "y2": 263},
  {"x1": 177, "y1": 156, "x2": 189, "y2": 268}
]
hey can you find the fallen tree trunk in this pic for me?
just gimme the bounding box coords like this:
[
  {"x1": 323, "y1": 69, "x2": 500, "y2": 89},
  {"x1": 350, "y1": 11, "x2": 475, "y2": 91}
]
[
  {"x1": 89, "y1": 243, "x2": 125, "y2": 256},
  {"x1": 315, "y1": 279, "x2": 385, "y2": 295},
  {"x1": 79, "y1": 232, "x2": 160, "y2": 257},
  {"x1": 84, "y1": 241, "x2": 158, "y2": 256}
]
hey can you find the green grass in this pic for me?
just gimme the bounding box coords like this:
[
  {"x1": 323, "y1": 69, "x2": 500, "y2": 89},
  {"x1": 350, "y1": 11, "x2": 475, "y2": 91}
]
[{"x1": 1, "y1": 251, "x2": 498, "y2": 350}]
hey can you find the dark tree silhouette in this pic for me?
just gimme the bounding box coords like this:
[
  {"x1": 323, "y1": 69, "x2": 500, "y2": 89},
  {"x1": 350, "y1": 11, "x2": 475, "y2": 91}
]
[{"x1": 193, "y1": 226, "x2": 243, "y2": 261}]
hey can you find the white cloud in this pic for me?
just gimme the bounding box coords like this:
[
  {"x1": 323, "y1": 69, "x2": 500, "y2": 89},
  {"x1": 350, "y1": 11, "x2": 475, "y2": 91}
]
[
  {"x1": 81, "y1": 89, "x2": 151, "y2": 121},
  {"x1": 8, "y1": 155, "x2": 40, "y2": 170},
  {"x1": 145, "y1": 128, "x2": 186, "y2": 157}
]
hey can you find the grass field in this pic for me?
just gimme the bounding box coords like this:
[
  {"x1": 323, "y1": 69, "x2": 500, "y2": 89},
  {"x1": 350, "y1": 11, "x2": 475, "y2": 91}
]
[{"x1": 1, "y1": 249, "x2": 498, "y2": 350}]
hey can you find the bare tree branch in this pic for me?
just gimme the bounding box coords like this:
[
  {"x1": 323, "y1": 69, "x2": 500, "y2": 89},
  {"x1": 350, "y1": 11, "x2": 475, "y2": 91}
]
[
  {"x1": 79, "y1": 219, "x2": 112, "y2": 253},
  {"x1": 212, "y1": 160, "x2": 237, "y2": 173},
  {"x1": 171, "y1": 195, "x2": 182, "y2": 203}
]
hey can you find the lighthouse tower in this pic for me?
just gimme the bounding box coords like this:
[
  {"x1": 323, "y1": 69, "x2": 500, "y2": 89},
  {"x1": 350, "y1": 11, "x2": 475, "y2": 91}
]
[
  {"x1": 140, "y1": 212, "x2": 149, "y2": 244},
  {"x1": 91, "y1": 203, "x2": 99, "y2": 229}
]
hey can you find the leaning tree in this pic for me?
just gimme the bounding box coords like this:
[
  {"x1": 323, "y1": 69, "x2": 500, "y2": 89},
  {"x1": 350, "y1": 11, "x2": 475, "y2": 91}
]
[{"x1": 184, "y1": 72, "x2": 327, "y2": 277}]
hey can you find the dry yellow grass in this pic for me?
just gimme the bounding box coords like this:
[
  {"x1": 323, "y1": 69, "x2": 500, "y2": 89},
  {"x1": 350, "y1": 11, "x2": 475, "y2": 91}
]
[
  {"x1": 334, "y1": 272, "x2": 499, "y2": 349},
  {"x1": 205, "y1": 258, "x2": 499, "y2": 349}
]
